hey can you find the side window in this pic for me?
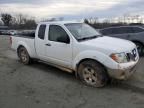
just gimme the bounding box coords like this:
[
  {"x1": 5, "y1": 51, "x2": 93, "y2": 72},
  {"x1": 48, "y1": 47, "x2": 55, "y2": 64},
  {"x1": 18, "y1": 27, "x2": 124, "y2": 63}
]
[
  {"x1": 49, "y1": 25, "x2": 70, "y2": 43},
  {"x1": 133, "y1": 27, "x2": 144, "y2": 33},
  {"x1": 125, "y1": 27, "x2": 134, "y2": 33},
  {"x1": 101, "y1": 28, "x2": 113, "y2": 35},
  {"x1": 111, "y1": 27, "x2": 136, "y2": 34},
  {"x1": 112, "y1": 28, "x2": 123, "y2": 34},
  {"x1": 38, "y1": 25, "x2": 46, "y2": 40}
]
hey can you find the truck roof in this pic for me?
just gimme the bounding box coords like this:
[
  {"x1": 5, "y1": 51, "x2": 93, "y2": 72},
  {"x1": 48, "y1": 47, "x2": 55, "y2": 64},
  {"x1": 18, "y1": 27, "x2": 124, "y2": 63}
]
[{"x1": 38, "y1": 21, "x2": 82, "y2": 25}]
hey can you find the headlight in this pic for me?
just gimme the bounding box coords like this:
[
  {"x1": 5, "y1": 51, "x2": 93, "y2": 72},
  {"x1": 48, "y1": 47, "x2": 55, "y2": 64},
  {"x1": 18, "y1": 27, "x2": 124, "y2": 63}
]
[{"x1": 110, "y1": 53, "x2": 128, "y2": 63}]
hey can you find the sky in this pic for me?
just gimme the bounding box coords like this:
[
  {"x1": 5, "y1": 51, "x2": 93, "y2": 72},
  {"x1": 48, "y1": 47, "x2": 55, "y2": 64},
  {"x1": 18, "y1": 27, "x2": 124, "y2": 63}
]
[{"x1": 0, "y1": 0, "x2": 144, "y2": 20}]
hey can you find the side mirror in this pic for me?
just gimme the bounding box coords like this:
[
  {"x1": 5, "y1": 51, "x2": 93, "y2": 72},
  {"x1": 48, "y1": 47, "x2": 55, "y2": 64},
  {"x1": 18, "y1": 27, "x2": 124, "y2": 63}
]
[{"x1": 57, "y1": 35, "x2": 70, "y2": 44}]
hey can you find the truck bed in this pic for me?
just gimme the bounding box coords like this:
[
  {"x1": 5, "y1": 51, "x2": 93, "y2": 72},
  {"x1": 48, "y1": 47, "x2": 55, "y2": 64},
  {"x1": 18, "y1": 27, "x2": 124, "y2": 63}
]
[
  {"x1": 11, "y1": 34, "x2": 36, "y2": 58},
  {"x1": 16, "y1": 30, "x2": 35, "y2": 38}
]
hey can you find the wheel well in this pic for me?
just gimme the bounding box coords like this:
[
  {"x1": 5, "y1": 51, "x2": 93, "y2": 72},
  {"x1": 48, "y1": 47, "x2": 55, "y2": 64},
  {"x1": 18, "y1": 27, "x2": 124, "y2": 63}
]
[
  {"x1": 132, "y1": 40, "x2": 144, "y2": 46},
  {"x1": 17, "y1": 45, "x2": 24, "y2": 57},
  {"x1": 76, "y1": 58, "x2": 108, "y2": 75}
]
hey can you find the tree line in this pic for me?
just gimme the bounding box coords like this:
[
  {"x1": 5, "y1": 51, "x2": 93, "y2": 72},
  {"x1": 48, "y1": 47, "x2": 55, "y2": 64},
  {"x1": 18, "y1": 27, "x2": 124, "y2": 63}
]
[
  {"x1": 84, "y1": 17, "x2": 144, "y2": 29},
  {"x1": 0, "y1": 13, "x2": 37, "y2": 29},
  {"x1": 1, "y1": 13, "x2": 143, "y2": 30}
]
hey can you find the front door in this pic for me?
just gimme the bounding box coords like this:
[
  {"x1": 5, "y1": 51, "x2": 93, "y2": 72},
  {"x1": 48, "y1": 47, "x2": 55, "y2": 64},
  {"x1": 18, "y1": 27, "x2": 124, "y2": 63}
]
[{"x1": 45, "y1": 25, "x2": 72, "y2": 68}]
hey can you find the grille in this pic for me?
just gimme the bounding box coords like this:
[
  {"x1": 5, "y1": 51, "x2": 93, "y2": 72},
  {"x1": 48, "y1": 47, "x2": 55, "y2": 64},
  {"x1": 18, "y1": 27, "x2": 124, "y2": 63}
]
[{"x1": 126, "y1": 48, "x2": 137, "y2": 61}]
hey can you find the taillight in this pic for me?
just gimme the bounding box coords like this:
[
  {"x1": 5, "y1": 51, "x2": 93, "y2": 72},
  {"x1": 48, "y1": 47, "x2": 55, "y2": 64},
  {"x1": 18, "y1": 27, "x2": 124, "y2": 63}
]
[{"x1": 10, "y1": 36, "x2": 12, "y2": 45}]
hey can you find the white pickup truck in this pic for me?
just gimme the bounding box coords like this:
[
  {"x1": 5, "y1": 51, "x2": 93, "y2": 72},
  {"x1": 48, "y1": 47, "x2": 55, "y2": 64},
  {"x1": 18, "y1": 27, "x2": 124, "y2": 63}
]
[{"x1": 10, "y1": 21, "x2": 139, "y2": 87}]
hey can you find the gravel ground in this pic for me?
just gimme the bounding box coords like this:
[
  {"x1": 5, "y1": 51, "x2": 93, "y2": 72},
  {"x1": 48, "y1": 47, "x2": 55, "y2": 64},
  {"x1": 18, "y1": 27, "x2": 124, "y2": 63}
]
[{"x1": 0, "y1": 35, "x2": 144, "y2": 108}]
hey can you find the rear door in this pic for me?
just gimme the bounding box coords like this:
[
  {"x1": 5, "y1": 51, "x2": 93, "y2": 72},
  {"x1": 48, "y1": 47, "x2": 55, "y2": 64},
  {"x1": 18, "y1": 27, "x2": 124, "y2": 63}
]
[
  {"x1": 110, "y1": 27, "x2": 133, "y2": 40},
  {"x1": 45, "y1": 24, "x2": 73, "y2": 68},
  {"x1": 35, "y1": 24, "x2": 46, "y2": 59}
]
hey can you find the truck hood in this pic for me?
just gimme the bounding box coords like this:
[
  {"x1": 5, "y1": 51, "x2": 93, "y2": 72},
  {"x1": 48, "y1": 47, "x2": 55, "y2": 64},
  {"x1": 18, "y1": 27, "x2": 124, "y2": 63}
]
[{"x1": 81, "y1": 36, "x2": 136, "y2": 54}]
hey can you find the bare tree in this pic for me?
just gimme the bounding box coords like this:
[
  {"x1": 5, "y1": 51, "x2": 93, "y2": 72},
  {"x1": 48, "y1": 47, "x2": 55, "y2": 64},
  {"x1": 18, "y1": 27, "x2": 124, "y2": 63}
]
[
  {"x1": 23, "y1": 18, "x2": 37, "y2": 29},
  {"x1": 14, "y1": 14, "x2": 27, "y2": 25},
  {"x1": 10, "y1": 14, "x2": 37, "y2": 29},
  {"x1": 103, "y1": 19, "x2": 110, "y2": 23}
]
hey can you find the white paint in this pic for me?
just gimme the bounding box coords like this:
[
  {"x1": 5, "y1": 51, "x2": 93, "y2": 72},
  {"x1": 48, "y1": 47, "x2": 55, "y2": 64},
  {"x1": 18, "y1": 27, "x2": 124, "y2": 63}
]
[{"x1": 11, "y1": 21, "x2": 139, "y2": 79}]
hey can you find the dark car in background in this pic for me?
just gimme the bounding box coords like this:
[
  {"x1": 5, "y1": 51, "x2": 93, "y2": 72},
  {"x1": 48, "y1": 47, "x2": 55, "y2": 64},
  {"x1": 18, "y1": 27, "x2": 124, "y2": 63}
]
[
  {"x1": 99, "y1": 26, "x2": 144, "y2": 56},
  {"x1": 0, "y1": 26, "x2": 9, "y2": 35}
]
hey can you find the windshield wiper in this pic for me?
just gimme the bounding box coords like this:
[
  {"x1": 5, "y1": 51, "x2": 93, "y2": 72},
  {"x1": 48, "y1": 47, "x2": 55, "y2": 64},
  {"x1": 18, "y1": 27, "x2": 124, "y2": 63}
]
[{"x1": 78, "y1": 35, "x2": 101, "y2": 41}]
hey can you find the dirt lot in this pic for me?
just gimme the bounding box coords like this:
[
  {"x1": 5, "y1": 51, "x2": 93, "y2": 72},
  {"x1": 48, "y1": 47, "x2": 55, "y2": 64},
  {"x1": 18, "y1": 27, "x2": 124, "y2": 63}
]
[{"x1": 0, "y1": 35, "x2": 144, "y2": 108}]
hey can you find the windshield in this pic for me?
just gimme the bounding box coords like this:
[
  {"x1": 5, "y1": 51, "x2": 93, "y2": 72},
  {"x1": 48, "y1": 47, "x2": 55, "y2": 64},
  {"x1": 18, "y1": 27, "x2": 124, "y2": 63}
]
[{"x1": 65, "y1": 23, "x2": 101, "y2": 41}]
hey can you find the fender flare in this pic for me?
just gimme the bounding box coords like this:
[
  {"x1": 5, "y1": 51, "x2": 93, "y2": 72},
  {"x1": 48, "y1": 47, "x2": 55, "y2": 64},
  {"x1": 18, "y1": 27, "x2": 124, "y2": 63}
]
[
  {"x1": 17, "y1": 41, "x2": 32, "y2": 57},
  {"x1": 72, "y1": 50, "x2": 113, "y2": 71}
]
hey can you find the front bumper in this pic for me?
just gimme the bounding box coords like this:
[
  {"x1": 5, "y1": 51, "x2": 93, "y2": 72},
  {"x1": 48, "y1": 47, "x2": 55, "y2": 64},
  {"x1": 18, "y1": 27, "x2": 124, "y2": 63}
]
[{"x1": 107, "y1": 64, "x2": 137, "y2": 80}]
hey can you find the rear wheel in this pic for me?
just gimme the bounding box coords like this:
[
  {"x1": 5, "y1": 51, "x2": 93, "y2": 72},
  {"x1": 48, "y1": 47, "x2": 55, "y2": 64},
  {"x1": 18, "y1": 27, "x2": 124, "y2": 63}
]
[
  {"x1": 78, "y1": 60, "x2": 108, "y2": 87},
  {"x1": 134, "y1": 42, "x2": 144, "y2": 56},
  {"x1": 18, "y1": 47, "x2": 31, "y2": 65}
]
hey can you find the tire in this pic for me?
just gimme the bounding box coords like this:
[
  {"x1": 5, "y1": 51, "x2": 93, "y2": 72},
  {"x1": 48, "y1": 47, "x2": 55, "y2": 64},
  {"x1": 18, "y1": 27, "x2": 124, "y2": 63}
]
[
  {"x1": 18, "y1": 47, "x2": 31, "y2": 65},
  {"x1": 78, "y1": 60, "x2": 108, "y2": 88},
  {"x1": 134, "y1": 42, "x2": 144, "y2": 57}
]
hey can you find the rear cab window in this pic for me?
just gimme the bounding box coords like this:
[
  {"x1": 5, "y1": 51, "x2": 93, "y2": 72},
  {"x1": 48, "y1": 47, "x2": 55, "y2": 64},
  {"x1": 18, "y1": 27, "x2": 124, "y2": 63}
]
[{"x1": 38, "y1": 25, "x2": 46, "y2": 40}]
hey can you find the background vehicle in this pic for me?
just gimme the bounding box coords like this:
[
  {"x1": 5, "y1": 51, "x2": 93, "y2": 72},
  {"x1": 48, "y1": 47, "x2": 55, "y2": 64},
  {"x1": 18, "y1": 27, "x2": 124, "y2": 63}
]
[
  {"x1": 0, "y1": 30, "x2": 17, "y2": 36},
  {"x1": 1, "y1": 30, "x2": 10, "y2": 35},
  {"x1": 10, "y1": 22, "x2": 139, "y2": 87},
  {"x1": 9, "y1": 30, "x2": 17, "y2": 35},
  {"x1": 99, "y1": 26, "x2": 144, "y2": 56},
  {"x1": 0, "y1": 26, "x2": 9, "y2": 35},
  {"x1": 0, "y1": 30, "x2": 2, "y2": 35}
]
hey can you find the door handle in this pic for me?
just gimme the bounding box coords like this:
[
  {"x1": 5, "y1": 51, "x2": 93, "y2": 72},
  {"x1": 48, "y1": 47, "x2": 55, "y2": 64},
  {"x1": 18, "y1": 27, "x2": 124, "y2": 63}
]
[{"x1": 45, "y1": 43, "x2": 51, "y2": 46}]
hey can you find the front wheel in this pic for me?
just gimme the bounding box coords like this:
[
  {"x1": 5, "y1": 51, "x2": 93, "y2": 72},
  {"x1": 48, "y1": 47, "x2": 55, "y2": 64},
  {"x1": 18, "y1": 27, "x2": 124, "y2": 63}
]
[{"x1": 78, "y1": 60, "x2": 108, "y2": 88}]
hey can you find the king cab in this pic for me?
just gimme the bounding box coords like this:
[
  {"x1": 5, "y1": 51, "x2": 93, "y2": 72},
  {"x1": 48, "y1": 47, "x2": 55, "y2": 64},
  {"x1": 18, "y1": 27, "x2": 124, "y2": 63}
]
[{"x1": 10, "y1": 21, "x2": 139, "y2": 87}]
